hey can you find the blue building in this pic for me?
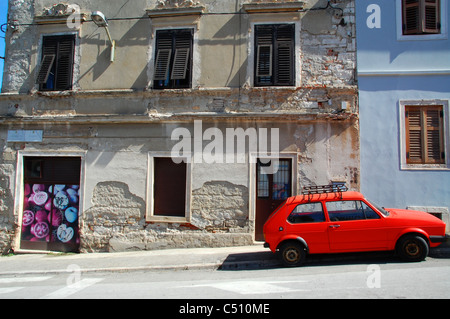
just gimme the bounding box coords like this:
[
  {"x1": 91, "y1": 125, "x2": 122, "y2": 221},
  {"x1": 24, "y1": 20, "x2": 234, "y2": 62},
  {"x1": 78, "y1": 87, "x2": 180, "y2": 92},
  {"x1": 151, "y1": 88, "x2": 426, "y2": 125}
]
[{"x1": 356, "y1": 0, "x2": 449, "y2": 231}]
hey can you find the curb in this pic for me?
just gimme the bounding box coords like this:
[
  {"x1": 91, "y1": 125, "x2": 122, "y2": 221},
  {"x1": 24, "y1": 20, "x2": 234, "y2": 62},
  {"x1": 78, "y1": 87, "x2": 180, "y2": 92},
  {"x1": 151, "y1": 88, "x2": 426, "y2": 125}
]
[
  {"x1": 0, "y1": 245, "x2": 448, "y2": 277},
  {"x1": 0, "y1": 262, "x2": 225, "y2": 277}
]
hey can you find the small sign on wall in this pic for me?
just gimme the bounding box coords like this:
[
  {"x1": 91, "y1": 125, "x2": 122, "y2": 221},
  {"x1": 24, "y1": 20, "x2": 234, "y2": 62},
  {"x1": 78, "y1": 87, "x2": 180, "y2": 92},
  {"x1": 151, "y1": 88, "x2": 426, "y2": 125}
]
[{"x1": 7, "y1": 130, "x2": 43, "y2": 142}]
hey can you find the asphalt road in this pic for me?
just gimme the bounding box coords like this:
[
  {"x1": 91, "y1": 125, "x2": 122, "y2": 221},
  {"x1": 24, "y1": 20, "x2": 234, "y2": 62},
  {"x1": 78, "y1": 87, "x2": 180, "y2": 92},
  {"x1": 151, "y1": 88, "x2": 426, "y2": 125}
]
[{"x1": 1, "y1": 255, "x2": 449, "y2": 300}]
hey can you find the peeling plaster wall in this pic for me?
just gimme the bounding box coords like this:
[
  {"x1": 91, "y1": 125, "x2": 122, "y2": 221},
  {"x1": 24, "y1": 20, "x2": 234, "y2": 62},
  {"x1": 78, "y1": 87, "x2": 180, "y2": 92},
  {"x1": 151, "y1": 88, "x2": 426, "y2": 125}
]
[
  {"x1": 0, "y1": 119, "x2": 358, "y2": 252},
  {"x1": 2, "y1": 0, "x2": 356, "y2": 92},
  {"x1": 0, "y1": 165, "x2": 15, "y2": 254},
  {"x1": 0, "y1": 0, "x2": 359, "y2": 253}
]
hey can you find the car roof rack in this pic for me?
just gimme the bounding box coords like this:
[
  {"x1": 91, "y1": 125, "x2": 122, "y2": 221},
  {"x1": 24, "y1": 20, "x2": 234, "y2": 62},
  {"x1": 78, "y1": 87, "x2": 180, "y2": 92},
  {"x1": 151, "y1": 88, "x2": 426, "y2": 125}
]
[{"x1": 302, "y1": 184, "x2": 348, "y2": 195}]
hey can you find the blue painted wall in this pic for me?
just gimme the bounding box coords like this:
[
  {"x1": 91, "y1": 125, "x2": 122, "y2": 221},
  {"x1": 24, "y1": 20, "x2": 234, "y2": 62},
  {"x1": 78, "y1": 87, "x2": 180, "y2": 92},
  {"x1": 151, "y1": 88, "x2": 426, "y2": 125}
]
[
  {"x1": 356, "y1": 0, "x2": 450, "y2": 73},
  {"x1": 355, "y1": 0, "x2": 450, "y2": 215}
]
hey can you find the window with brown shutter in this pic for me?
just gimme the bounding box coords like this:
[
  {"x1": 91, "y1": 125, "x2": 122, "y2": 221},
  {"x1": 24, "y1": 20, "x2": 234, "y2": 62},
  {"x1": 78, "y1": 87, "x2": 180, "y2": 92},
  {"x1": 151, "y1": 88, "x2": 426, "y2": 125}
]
[
  {"x1": 37, "y1": 35, "x2": 75, "y2": 91},
  {"x1": 153, "y1": 29, "x2": 193, "y2": 89},
  {"x1": 255, "y1": 24, "x2": 295, "y2": 87},
  {"x1": 402, "y1": 0, "x2": 441, "y2": 35},
  {"x1": 405, "y1": 105, "x2": 445, "y2": 164}
]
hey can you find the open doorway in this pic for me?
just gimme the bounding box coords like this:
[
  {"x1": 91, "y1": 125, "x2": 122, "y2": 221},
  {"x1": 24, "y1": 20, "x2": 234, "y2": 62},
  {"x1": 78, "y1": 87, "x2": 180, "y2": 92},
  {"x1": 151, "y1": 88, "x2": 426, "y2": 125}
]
[{"x1": 20, "y1": 156, "x2": 82, "y2": 252}]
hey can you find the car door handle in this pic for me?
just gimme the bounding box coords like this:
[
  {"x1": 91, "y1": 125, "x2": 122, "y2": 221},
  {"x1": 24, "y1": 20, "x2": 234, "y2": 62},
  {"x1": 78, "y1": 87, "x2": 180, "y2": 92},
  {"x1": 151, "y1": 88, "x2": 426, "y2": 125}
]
[{"x1": 329, "y1": 225, "x2": 340, "y2": 228}]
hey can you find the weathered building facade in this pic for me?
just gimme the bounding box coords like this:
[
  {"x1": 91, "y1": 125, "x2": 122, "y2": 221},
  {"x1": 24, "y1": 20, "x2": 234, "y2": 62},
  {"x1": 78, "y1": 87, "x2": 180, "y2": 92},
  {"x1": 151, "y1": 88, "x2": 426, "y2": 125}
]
[{"x1": 0, "y1": 0, "x2": 359, "y2": 253}]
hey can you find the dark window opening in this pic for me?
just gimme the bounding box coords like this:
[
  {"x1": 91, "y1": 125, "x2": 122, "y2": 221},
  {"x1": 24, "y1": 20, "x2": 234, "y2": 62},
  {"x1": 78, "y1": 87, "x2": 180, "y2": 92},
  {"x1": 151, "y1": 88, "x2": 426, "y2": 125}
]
[
  {"x1": 255, "y1": 24, "x2": 295, "y2": 87},
  {"x1": 37, "y1": 35, "x2": 75, "y2": 91},
  {"x1": 153, "y1": 29, "x2": 193, "y2": 90}
]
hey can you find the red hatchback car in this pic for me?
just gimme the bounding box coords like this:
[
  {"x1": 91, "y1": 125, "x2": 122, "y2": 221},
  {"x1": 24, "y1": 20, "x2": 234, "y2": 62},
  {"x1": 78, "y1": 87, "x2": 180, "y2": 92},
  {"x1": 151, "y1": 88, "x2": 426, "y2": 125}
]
[{"x1": 263, "y1": 185, "x2": 449, "y2": 266}]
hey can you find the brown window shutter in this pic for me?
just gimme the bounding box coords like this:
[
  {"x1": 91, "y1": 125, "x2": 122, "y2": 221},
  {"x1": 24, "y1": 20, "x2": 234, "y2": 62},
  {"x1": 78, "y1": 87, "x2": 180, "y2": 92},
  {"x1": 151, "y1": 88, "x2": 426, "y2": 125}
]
[
  {"x1": 403, "y1": 0, "x2": 440, "y2": 35},
  {"x1": 153, "y1": 158, "x2": 187, "y2": 217},
  {"x1": 403, "y1": 0, "x2": 421, "y2": 34},
  {"x1": 406, "y1": 106, "x2": 445, "y2": 164},
  {"x1": 423, "y1": 0, "x2": 440, "y2": 33},
  {"x1": 424, "y1": 107, "x2": 444, "y2": 163},
  {"x1": 406, "y1": 107, "x2": 424, "y2": 163}
]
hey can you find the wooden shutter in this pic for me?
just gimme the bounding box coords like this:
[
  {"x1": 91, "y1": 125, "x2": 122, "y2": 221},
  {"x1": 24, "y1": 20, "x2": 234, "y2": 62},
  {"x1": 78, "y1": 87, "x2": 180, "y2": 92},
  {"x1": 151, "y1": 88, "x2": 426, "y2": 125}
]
[
  {"x1": 256, "y1": 45, "x2": 273, "y2": 77},
  {"x1": 403, "y1": 0, "x2": 440, "y2": 34},
  {"x1": 423, "y1": 0, "x2": 440, "y2": 33},
  {"x1": 36, "y1": 55, "x2": 56, "y2": 84},
  {"x1": 255, "y1": 24, "x2": 294, "y2": 86},
  {"x1": 406, "y1": 107, "x2": 423, "y2": 163},
  {"x1": 154, "y1": 31, "x2": 173, "y2": 81},
  {"x1": 406, "y1": 106, "x2": 445, "y2": 164},
  {"x1": 403, "y1": 0, "x2": 421, "y2": 34},
  {"x1": 171, "y1": 48, "x2": 190, "y2": 80},
  {"x1": 171, "y1": 30, "x2": 192, "y2": 80},
  {"x1": 55, "y1": 36, "x2": 75, "y2": 90},
  {"x1": 153, "y1": 29, "x2": 193, "y2": 88},
  {"x1": 39, "y1": 35, "x2": 75, "y2": 91},
  {"x1": 425, "y1": 107, "x2": 444, "y2": 163},
  {"x1": 154, "y1": 49, "x2": 172, "y2": 81},
  {"x1": 255, "y1": 25, "x2": 275, "y2": 85},
  {"x1": 275, "y1": 24, "x2": 294, "y2": 86},
  {"x1": 153, "y1": 157, "x2": 186, "y2": 217}
]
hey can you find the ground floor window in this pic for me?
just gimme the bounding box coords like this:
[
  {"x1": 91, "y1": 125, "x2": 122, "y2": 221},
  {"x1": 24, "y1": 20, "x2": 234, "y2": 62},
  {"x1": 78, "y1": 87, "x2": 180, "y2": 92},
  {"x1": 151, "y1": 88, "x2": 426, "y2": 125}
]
[
  {"x1": 153, "y1": 157, "x2": 187, "y2": 217},
  {"x1": 147, "y1": 154, "x2": 192, "y2": 223}
]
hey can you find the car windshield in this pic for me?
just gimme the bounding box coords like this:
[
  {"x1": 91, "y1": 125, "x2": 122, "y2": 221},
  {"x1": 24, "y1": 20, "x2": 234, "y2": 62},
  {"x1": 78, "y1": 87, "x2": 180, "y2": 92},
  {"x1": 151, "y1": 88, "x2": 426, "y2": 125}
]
[{"x1": 366, "y1": 199, "x2": 390, "y2": 217}]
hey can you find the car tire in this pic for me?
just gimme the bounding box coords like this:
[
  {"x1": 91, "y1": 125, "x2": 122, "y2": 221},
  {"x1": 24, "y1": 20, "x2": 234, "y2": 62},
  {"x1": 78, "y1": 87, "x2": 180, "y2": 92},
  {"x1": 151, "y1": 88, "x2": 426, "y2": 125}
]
[
  {"x1": 396, "y1": 235, "x2": 429, "y2": 262},
  {"x1": 280, "y1": 241, "x2": 306, "y2": 267}
]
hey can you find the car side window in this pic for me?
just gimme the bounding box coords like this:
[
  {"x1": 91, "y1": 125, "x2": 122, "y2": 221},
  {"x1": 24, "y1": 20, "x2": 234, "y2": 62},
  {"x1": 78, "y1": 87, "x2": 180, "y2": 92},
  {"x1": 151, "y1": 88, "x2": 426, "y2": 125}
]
[
  {"x1": 287, "y1": 202, "x2": 325, "y2": 224},
  {"x1": 361, "y1": 202, "x2": 380, "y2": 219},
  {"x1": 326, "y1": 201, "x2": 380, "y2": 221}
]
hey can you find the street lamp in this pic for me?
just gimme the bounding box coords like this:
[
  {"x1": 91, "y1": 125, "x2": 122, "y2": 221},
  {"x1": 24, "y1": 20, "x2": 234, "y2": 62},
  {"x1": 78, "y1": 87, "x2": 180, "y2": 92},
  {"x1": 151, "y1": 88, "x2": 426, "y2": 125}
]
[{"x1": 91, "y1": 11, "x2": 115, "y2": 62}]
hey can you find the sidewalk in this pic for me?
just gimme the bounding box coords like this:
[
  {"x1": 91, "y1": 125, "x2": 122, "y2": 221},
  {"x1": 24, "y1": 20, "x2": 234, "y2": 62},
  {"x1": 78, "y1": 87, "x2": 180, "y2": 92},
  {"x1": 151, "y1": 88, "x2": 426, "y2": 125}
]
[
  {"x1": 0, "y1": 243, "x2": 449, "y2": 276},
  {"x1": 0, "y1": 244, "x2": 279, "y2": 276}
]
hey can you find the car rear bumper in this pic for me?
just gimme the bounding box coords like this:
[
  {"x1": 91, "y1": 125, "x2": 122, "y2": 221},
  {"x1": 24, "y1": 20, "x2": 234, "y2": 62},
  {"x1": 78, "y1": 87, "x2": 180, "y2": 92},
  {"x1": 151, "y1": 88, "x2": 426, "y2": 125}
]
[{"x1": 430, "y1": 234, "x2": 450, "y2": 243}]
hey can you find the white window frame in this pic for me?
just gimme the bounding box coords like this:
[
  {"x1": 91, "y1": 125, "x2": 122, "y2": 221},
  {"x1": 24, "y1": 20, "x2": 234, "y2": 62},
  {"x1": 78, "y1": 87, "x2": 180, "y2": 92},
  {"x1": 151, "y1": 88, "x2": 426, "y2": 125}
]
[
  {"x1": 396, "y1": 0, "x2": 448, "y2": 41},
  {"x1": 146, "y1": 152, "x2": 193, "y2": 223},
  {"x1": 399, "y1": 99, "x2": 450, "y2": 170}
]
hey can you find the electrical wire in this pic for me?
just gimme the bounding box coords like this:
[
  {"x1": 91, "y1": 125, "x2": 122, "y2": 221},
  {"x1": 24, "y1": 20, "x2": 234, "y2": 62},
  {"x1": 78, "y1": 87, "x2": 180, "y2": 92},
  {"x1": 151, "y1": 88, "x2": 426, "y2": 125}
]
[{"x1": 4, "y1": 0, "x2": 344, "y2": 27}]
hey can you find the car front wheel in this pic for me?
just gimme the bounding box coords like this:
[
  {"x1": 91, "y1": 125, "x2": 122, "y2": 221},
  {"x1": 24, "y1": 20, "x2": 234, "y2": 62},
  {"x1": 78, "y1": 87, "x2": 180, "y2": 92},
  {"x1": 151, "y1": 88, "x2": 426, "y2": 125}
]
[
  {"x1": 396, "y1": 235, "x2": 429, "y2": 262},
  {"x1": 279, "y1": 241, "x2": 306, "y2": 267}
]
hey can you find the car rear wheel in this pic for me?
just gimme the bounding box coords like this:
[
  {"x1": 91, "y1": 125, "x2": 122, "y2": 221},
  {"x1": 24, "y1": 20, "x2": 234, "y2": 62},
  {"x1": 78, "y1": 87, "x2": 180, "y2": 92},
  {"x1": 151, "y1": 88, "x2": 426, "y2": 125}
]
[
  {"x1": 396, "y1": 235, "x2": 429, "y2": 262},
  {"x1": 279, "y1": 241, "x2": 306, "y2": 267}
]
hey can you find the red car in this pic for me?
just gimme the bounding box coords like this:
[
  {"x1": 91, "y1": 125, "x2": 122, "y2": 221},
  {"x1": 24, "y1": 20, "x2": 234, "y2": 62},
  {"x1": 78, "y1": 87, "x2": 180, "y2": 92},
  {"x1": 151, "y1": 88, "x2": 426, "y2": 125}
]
[{"x1": 263, "y1": 185, "x2": 449, "y2": 266}]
